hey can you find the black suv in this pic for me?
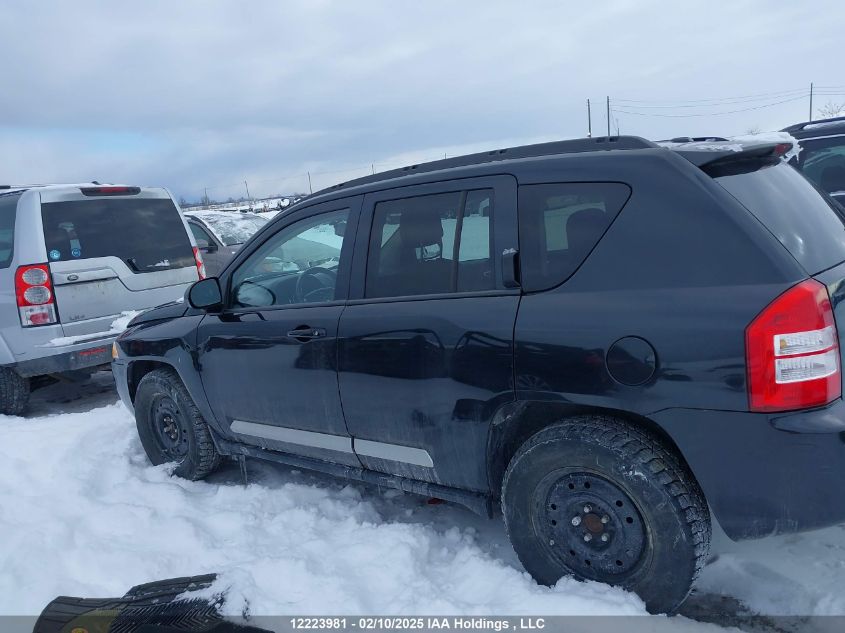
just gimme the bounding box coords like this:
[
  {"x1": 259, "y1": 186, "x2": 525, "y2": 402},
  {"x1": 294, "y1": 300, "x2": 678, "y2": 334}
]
[
  {"x1": 113, "y1": 136, "x2": 845, "y2": 613},
  {"x1": 783, "y1": 115, "x2": 845, "y2": 204}
]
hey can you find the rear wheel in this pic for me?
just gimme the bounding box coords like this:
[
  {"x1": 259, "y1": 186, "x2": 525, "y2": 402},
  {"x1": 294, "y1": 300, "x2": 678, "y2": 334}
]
[
  {"x1": 0, "y1": 367, "x2": 30, "y2": 416},
  {"x1": 135, "y1": 368, "x2": 220, "y2": 480},
  {"x1": 501, "y1": 415, "x2": 710, "y2": 614}
]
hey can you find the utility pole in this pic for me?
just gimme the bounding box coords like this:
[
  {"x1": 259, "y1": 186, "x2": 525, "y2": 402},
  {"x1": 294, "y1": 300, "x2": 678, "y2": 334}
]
[
  {"x1": 371, "y1": 163, "x2": 375, "y2": 175},
  {"x1": 587, "y1": 98, "x2": 592, "y2": 137},
  {"x1": 809, "y1": 82, "x2": 814, "y2": 121},
  {"x1": 244, "y1": 180, "x2": 251, "y2": 201},
  {"x1": 307, "y1": 172, "x2": 313, "y2": 195},
  {"x1": 606, "y1": 96, "x2": 611, "y2": 137},
  {"x1": 204, "y1": 187, "x2": 209, "y2": 207}
]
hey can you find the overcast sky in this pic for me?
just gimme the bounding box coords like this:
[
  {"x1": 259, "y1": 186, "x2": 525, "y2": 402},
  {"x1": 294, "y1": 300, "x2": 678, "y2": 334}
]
[{"x1": 1, "y1": 1, "x2": 843, "y2": 201}]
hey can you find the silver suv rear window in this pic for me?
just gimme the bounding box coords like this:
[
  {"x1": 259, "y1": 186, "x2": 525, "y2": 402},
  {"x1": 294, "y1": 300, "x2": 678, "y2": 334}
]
[
  {"x1": 41, "y1": 198, "x2": 193, "y2": 273},
  {"x1": 0, "y1": 193, "x2": 20, "y2": 269}
]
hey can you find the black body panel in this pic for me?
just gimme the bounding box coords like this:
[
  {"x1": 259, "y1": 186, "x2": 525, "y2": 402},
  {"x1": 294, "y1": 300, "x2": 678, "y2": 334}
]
[{"x1": 113, "y1": 138, "x2": 845, "y2": 541}]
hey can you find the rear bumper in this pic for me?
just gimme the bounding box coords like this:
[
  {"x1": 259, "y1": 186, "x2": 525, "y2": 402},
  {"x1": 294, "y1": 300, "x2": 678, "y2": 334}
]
[
  {"x1": 10, "y1": 338, "x2": 116, "y2": 377},
  {"x1": 653, "y1": 400, "x2": 845, "y2": 540}
]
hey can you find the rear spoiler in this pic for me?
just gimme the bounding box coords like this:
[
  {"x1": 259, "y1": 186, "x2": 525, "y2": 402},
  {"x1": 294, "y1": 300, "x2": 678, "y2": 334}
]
[
  {"x1": 782, "y1": 115, "x2": 845, "y2": 134},
  {"x1": 672, "y1": 141, "x2": 793, "y2": 169}
]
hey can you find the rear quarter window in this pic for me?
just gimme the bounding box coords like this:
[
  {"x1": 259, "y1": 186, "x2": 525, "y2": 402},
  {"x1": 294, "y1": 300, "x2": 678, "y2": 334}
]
[
  {"x1": 41, "y1": 197, "x2": 194, "y2": 272},
  {"x1": 714, "y1": 160, "x2": 845, "y2": 275},
  {"x1": 518, "y1": 182, "x2": 631, "y2": 291},
  {"x1": 0, "y1": 193, "x2": 20, "y2": 269}
]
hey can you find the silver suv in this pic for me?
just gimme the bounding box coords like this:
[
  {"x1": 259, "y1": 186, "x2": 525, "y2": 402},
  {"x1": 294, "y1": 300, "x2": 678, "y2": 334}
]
[{"x1": 0, "y1": 183, "x2": 203, "y2": 415}]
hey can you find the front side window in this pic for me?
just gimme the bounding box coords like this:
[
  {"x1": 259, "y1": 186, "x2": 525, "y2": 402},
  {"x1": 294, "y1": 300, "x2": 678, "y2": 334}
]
[
  {"x1": 366, "y1": 188, "x2": 494, "y2": 298},
  {"x1": 518, "y1": 183, "x2": 631, "y2": 291},
  {"x1": 189, "y1": 222, "x2": 215, "y2": 247},
  {"x1": 0, "y1": 193, "x2": 20, "y2": 269},
  {"x1": 231, "y1": 209, "x2": 348, "y2": 308}
]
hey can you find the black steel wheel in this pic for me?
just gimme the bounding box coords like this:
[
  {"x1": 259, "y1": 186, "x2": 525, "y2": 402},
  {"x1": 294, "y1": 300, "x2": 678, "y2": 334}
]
[
  {"x1": 150, "y1": 394, "x2": 190, "y2": 460},
  {"x1": 535, "y1": 471, "x2": 647, "y2": 581},
  {"x1": 135, "y1": 368, "x2": 220, "y2": 480},
  {"x1": 502, "y1": 415, "x2": 710, "y2": 614}
]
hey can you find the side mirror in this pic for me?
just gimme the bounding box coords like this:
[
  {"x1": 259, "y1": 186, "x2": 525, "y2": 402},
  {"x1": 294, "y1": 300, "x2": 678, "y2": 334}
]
[
  {"x1": 188, "y1": 277, "x2": 222, "y2": 309},
  {"x1": 333, "y1": 220, "x2": 346, "y2": 237},
  {"x1": 196, "y1": 239, "x2": 218, "y2": 254}
]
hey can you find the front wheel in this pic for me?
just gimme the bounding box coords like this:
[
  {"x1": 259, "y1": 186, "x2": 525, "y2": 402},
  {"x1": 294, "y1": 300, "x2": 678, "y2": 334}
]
[
  {"x1": 134, "y1": 368, "x2": 220, "y2": 480},
  {"x1": 501, "y1": 416, "x2": 710, "y2": 614}
]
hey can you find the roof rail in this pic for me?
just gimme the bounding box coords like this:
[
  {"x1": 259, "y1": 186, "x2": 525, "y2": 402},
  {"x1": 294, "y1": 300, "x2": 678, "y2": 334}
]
[
  {"x1": 782, "y1": 115, "x2": 845, "y2": 133},
  {"x1": 321, "y1": 135, "x2": 657, "y2": 194}
]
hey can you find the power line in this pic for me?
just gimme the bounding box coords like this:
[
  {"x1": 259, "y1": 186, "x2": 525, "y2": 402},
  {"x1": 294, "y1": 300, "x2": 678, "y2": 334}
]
[
  {"x1": 614, "y1": 87, "x2": 808, "y2": 106},
  {"x1": 612, "y1": 93, "x2": 808, "y2": 118}
]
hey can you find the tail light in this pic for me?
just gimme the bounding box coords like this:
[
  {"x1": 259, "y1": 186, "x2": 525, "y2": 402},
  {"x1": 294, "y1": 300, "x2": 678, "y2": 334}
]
[
  {"x1": 80, "y1": 186, "x2": 141, "y2": 196},
  {"x1": 15, "y1": 264, "x2": 58, "y2": 327},
  {"x1": 193, "y1": 246, "x2": 206, "y2": 280},
  {"x1": 746, "y1": 279, "x2": 841, "y2": 412}
]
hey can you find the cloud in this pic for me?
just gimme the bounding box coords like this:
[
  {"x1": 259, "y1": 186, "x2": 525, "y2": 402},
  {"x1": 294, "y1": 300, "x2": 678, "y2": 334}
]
[{"x1": 0, "y1": 0, "x2": 841, "y2": 199}]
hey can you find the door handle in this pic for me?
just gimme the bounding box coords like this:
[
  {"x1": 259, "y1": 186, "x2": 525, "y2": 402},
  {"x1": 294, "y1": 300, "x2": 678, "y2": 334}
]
[
  {"x1": 287, "y1": 326, "x2": 327, "y2": 341},
  {"x1": 502, "y1": 248, "x2": 521, "y2": 289}
]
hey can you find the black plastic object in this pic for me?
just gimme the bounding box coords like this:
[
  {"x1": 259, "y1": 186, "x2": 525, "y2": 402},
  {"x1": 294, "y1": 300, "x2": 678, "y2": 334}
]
[{"x1": 33, "y1": 574, "x2": 270, "y2": 633}]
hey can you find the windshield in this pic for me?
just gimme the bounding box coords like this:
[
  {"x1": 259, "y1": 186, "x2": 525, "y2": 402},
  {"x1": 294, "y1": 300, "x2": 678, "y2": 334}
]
[
  {"x1": 714, "y1": 160, "x2": 845, "y2": 274},
  {"x1": 189, "y1": 212, "x2": 267, "y2": 246},
  {"x1": 41, "y1": 197, "x2": 194, "y2": 272},
  {"x1": 797, "y1": 135, "x2": 845, "y2": 194}
]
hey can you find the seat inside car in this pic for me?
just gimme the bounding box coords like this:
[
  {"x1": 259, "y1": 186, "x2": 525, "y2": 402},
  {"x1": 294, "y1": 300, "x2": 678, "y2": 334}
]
[{"x1": 383, "y1": 207, "x2": 451, "y2": 296}]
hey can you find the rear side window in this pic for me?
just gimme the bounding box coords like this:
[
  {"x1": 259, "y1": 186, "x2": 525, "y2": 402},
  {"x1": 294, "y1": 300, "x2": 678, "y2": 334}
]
[
  {"x1": 0, "y1": 193, "x2": 20, "y2": 269},
  {"x1": 41, "y1": 198, "x2": 194, "y2": 272},
  {"x1": 366, "y1": 188, "x2": 494, "y2": 298},
  {"x1": 714, "y1": 160, "x2": 845, "y2": 274},
  {"x1": 518, "y1": 183, "x2": 631, "y2": 291}
]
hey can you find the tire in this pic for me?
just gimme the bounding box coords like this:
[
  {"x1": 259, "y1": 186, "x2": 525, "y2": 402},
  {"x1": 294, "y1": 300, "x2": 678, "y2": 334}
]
[
  {"x1": 134, "y1": 368, "x2": 220, "y2": 480},
  {"x1": 501, "y1": 415, "x2": 710, "y2": 614},
  {"x1": 0, "y1": 367, "x2": 30, "y2": 416}
]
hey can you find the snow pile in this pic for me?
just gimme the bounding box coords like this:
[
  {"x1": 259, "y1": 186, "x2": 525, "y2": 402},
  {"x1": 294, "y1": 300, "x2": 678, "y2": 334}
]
[
  {"x1": 5, "y1": 383, "x2": 845, "y2": 624},
  {"x1": 45, "y1": 310, "x2": 142, "y2": 347},
  {"x1": 730, "y1": 131, "x2": 802, "y2": 162},
  {"x1": 0, "y1": 401, "x2": 647, "y2": 617}
]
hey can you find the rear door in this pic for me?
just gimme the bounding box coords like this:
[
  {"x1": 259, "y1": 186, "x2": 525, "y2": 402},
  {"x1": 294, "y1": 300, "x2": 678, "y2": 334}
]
[
  {"x1": 338, "y1": 176, "x2": 519, "y2": 491},
  {"x1": 39, "y1": 187, "x2": 198, "y2": 338}
]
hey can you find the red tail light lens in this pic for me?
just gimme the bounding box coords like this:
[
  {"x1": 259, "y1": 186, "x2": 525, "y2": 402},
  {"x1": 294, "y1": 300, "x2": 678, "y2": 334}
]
[
  {"x1": 79, "y1": 186, "x2": 141, "y2": 196},
  {"x1": 193, "y1": 246, "x2": 206, "y2": 280},
  {"x1": 746, "y1": 279, "x2": 841, "y2": 412},
  {"x1": 15, "y1": 264, "x2": 58, "y2": 327}
]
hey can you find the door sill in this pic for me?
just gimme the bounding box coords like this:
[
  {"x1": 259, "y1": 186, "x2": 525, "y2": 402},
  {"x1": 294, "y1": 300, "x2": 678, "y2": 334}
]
[{"x1": 214, "y1": 437, "x2": 493, "y2": 518}]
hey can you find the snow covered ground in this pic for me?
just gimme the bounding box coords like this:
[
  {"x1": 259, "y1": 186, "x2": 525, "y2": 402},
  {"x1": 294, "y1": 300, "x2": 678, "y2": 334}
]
[{"x1": 2, "y1": 375, "x2": 845, "y2": 632}]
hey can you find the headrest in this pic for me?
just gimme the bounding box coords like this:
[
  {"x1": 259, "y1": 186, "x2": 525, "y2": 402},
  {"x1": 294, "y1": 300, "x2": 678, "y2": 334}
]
[{"x1": 399, "y1": 210, "x2": 444, "y2": 247}]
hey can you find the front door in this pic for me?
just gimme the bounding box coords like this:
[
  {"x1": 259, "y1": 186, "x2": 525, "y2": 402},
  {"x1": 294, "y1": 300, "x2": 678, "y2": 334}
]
[
  {"x1": 197, "y1": 198, "x2": 361, "y2": 466},
  {"x1": 338, "y1": 177, "x2": 519, "y2": 490}
]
